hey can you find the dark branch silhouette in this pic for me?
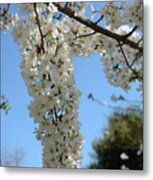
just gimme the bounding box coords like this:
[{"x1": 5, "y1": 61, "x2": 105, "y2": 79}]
[
  {"x1": 118, "y1": 42, "x2": 142, "y2": 80},
  {"x1": 75, "y1": 31, "x2": 96, "y2": 39},
  {"x1": 0, "y1": 4, "x2": 10, "y2": 17},
  {"x1": 53, "y1": 3, "x2": 143, "y2": 53},
  {"x1": 33, "y1": 3, "x2": 45, "y2": 53}
]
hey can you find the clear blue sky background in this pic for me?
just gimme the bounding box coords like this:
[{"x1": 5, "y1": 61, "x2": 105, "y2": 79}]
[{"x1": 0, "y1": 2, "x2": 141, "y2": 168}]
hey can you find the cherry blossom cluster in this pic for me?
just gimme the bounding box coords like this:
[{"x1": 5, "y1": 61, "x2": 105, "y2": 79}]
[
  {"x1": 99, "y1": 1, "x2": 143, "y2": 91},
  {"x1": 0, "y1": 4, "x2": 18, "y2": 31},
  {"x1": 11, "y1": 3, "x2": 83, "y2": 168}
]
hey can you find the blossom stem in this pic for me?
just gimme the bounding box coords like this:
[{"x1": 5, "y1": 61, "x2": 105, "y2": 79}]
[
  {"x1": 118, "y1": 42, "x2": 142, "y2": 80},
  {"x1": 33, "y1": 3, "x2": 45, "y2": 53}
]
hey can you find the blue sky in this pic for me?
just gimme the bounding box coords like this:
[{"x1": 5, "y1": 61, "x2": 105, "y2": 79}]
[{"x1": 0, "y1": 2, "x2": 141, "y2": 168}]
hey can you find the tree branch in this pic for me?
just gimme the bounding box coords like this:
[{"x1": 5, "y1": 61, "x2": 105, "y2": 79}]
[
  {"x1": 75, "y1": 31, "x2": 96, "y2": 39},
  {"x1": 33, "y1": 3, "x2": 45, "y2": 53},
  {"x1": 118, "y1": 42, "x2": 142, "y2": 80},
  {"x1": 53, "y1": 106, "x2": 58, "y2": 121},
  {"x1": 53, "y1": 3, "x2": 143, "y2": 53},
  {"x1": 94, "y1": 14, "x2": 104, "y2": 24},
  {"x1": 119, "y1": 43, "x2": 133, "y2": 71},
  {"x1": 137, "y1": 38, "x2": 143, "y2": 45},
  {"x1": 0, "y1": 4, "x2": 10, "y2": 17},
  {"x1": 122, "y1": 25, "x2": 138, "y2": 39}
]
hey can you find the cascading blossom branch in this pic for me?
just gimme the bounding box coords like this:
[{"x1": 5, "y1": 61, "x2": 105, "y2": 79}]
[
  {"x1": 18, "y1": 3, "x2": 83, "y2": 168},
  {"x1": 0, "y1": 0, "x2": 143, "y2": 168}
]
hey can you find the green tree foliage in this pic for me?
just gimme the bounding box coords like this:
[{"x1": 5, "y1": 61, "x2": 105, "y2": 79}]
[
  {"x1": 0, "y1": 95, "x2": 11, "y2": 114},
  {"x1": 88, "y1": 107, "x2": 143, "y2": 170}
]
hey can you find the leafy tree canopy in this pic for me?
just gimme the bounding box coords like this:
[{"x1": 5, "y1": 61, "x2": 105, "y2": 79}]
[{"x1": 88, "y1": 107, "x2": 143, "y2": 170}]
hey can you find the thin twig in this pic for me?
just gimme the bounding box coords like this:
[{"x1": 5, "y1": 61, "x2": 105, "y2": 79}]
[
  {"x1": 122, "y1": 25, "x2": 138, "y2": 39},
  {"x1": 33, "y1": 3, "x2": 45, "y2": 53},
  {"x1": 137, "y1": 37, "x2": 143, "y2": 45},
  {"x1": 43, "y1": 31, "x2": 51, "y2": 38},
  {"x1": 130, "y1": 51, "x2": 142, "y2": 67},
  {"x1": 53, "y1": 106, "x2": 58, "y2": 121},
  {"x1": 75, "y1": 31, "x2": 96, "y2": 39},
  {"x1": 118, "y1": 42, "x2": 141, "y2": 79},
  {"x1": 0, "y1": 4, "x2": 10, "y2": 17},
  {"x1": 64, "y1": 2, "x2": 69, "y2": 7},
  {"x1": 94, "y1": 14, "x2": 104, "y2": 24}
]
